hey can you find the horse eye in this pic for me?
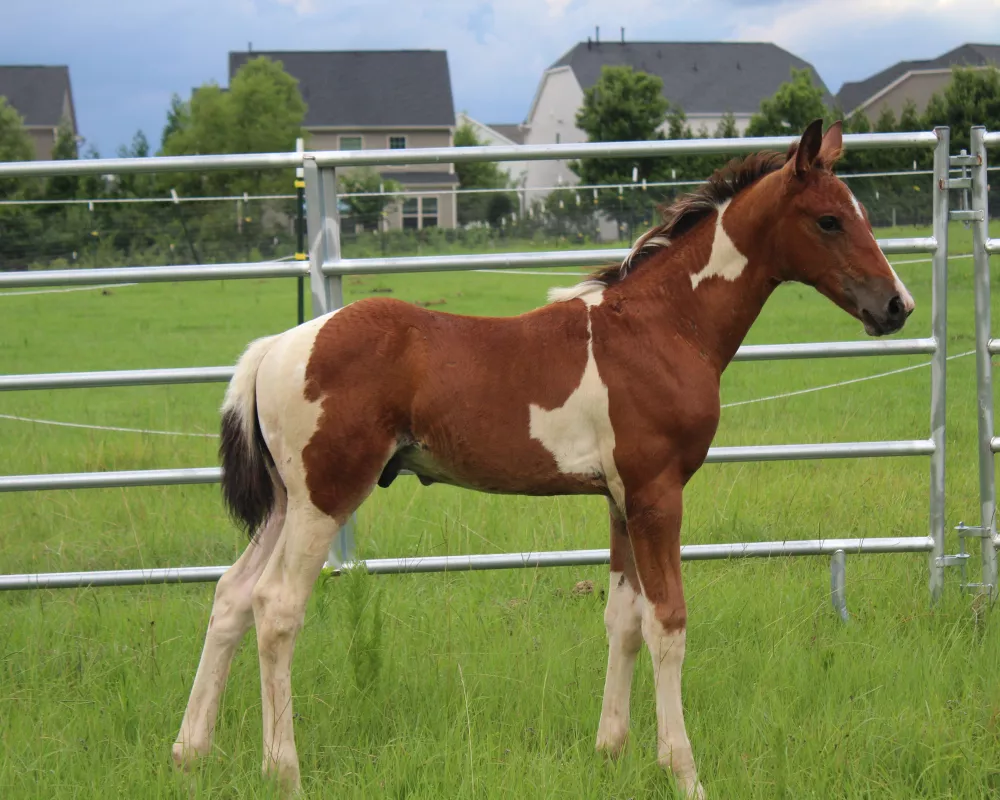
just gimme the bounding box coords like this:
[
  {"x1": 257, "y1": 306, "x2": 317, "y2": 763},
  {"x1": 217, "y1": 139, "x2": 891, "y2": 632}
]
[{"x1": 818, "y1": 215, "x2": 841, "y2": 232}]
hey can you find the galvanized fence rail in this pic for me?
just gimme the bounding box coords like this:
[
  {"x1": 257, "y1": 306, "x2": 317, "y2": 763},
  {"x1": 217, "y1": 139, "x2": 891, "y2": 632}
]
[
  {"x1": 0, "y1": 130, "x2": 952, "y2": 608},
  {"x1": 959, "y1": 127, "x2": 1000, "y2": 596}
]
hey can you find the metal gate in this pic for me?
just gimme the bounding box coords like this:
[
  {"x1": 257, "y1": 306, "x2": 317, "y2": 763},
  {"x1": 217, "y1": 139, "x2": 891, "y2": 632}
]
[
  {"x1": 0, "y1": 129, "x2": 953, "y2": 614},
  {"x1": 957, "y1": 126, "x2": 1000, "y2": 597}
]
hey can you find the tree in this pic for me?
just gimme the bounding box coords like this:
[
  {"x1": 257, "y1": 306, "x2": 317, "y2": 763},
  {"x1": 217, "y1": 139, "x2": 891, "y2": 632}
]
[
  {"x1": 745, "y1": 68, "x2": 829, "y2": 137},
  {"x1": 570, "y1": 65, "x2": 672, "y2": 235},
  {"x1": 45, "y1": 116, "x2": 80, "y2": 201},
  {"x1": 714, "y1": 112, "x2": 739, "y2": 139},
  {"x1": 338, "y1": 168, "x2": 402, "y2": 231},
  {"x1": 160, "y1": 56, "x2": 307, "y2": 196},
  {"x1": 452, "y1": 122, "x2": 516, "y2": 226},
  {"x1": 0, "y1": 97, "x2": 34, "y2": 162},
  {"x1": 923, "y1": 65, "x2": 1000, "y2": 152}
]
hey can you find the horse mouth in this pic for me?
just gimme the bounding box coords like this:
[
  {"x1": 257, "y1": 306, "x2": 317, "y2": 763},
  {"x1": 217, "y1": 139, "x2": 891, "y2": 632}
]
[{"x1": 861, "y1": 309, "x2": 902, "y2": 337}]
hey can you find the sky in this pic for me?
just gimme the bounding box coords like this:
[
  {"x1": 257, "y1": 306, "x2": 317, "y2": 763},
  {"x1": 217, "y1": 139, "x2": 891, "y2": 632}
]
[{"x1": 2, "y1": 0, "x2": 999, "y2": 156}]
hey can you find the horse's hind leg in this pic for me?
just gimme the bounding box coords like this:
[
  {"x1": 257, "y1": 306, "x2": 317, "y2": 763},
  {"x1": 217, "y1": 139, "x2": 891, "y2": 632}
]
[
  {"x1": 172, "y1": 486, "x2": 287, "y2": 768},
  {"x1": 595, "y1": 499, "x2": 644, "y2": 757}
]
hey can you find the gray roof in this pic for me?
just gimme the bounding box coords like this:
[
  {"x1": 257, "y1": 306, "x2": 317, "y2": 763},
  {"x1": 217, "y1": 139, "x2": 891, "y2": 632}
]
[
  {"x1": 0, "y1": 65, "x2": 74, "y2": 129},
  {"x1": 550, "y1": 41, "x2": 831, "y2": 115},
  {"x1": 228, "y1": 50, "x2": 455, "y2": 128},
  {"x1": 837, "y1": 43, "x2": 1000, "y2": 114},
  {"x1": 488, "y1": 124, "x2": 525, "y2": 144}
]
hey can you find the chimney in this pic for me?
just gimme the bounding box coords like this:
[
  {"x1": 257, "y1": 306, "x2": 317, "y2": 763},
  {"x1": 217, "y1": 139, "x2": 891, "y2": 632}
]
[
  {"x1": 595, "y1": 25, "x2": 600, "y2": 44},
  {"x1": 248, "y1": 41, "x2": 253, "y2": 53},
  {"x1": 587, "y1": 36, "x2": 592, "y2": 50},
  {"x1": 621, "y1": 27, "x2": 625, "y2": 44}
]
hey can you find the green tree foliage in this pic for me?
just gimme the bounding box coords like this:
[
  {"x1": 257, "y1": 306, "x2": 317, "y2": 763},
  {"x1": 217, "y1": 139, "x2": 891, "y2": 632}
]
[
  {"x1": 745, "y1": 68, "x2": 829, "y2": 137},
  {"x1": 338, "y1": 168, "x2": 402, "y2": 231},
  {"x1": 452, "y1": 122, "x2": 516, "y2": 226},
  {"x1": 45, "y1": 116, "x2": 80, "y2": 201},
  {"x1": 570, "y1": 65, "x2": 673, "y2": 233},
  {"x1": 924, "y1": 65, "x2": 1000, "y2": 152},
  {"x1": 160, "y1": 56, "x2": 307, "y2": 195},
  {"x1": 714, "y1": 112, "x2": 739, "y2": 139},
  {"x1": 0, "y1": 96, "x2": 34, "y2": 163},
  {"x1": 0, "y1": 98, "x2": 38, "y2": 268}
]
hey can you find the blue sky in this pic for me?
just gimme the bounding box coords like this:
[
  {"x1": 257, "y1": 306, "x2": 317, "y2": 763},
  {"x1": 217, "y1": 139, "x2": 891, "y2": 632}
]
[{"x1": 2, "y1": 0, "x2": 998, "y2": 156}]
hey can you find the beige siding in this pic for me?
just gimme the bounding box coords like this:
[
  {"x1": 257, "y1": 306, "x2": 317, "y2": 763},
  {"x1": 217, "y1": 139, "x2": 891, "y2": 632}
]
[
  {"x1": 858, "y1": 71, "x2": 954, "y2": 124},
  {"x1": 26, "y1": 128, "x2": 56, "y2": 160},
  {"x1": 309, "y1": 126, "x2": 458, "y2": 230},
  {"x1": 306, "y1": 127, "x2": 453, "y2": 174}
]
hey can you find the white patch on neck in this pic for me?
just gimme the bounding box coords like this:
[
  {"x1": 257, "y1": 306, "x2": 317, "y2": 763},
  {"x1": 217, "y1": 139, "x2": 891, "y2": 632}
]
[
  {"x1": 528, "y1": 308, "x2": 622, "y2": 507},
  {"x1": 547, "y1": 281, "x2": 605, "y2": 307},
  {"x1": 689, "y1": 199, "x2": 748, "y2": 290}
]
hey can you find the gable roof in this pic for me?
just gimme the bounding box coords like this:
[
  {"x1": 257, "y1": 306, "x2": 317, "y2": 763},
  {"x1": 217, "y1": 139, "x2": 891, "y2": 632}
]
[
  {"x1": 549, "y1": 41, "x2": 831, "y2": 115},
  {"x1": 837, "y1": 43, "x2": 1000, "y2": 114},
  {"x1": 487, "y1": 124, "x2": 525, "y2": 145},
  {"x1": 0, "y1": 65, "x2": 75, "y2": 129},
  {"x1": 228, "y1": 50, "x2": 455, "y2": 128}
]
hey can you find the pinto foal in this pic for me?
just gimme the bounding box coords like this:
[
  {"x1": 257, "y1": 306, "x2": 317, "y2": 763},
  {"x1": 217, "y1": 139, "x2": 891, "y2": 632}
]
[{"x1": 172, "y1": 120, "x2": 914, "y2": 797}]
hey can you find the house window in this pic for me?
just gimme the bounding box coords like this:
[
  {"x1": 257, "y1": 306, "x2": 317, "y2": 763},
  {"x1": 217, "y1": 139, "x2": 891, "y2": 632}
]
[
  {"x1": 421, "y1": 197, "x2": 438, "y2": 228},
  {"x1": 402, "y1": 197, "x2": 419, "y2": 230},
  {"x1": 339, "y1": 135, "x2": 362, "y2": 151},
  {"x1": 388, "y1": 136, "x2": 406, "y2": 149},
  {"x1": 401, "y1": 196, "x2": 438, "y2": 229}
]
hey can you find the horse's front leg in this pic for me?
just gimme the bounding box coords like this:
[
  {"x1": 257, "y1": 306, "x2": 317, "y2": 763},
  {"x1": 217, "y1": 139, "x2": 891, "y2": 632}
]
[
  {"x1": 596, "y1": 499, "x2": 644, "y2": 756},
  {"x1": 627, "y1": 473, "x2": 704, "y2": 799}
]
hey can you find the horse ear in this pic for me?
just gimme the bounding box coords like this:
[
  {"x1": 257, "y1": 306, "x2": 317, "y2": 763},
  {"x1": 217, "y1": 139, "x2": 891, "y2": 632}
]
[
  {"x1": 819, "y1": 120, "x2": 844, "y2": 167},
  {"x1": 794, "y1": 118, "x2": 824, "y2": 177}
]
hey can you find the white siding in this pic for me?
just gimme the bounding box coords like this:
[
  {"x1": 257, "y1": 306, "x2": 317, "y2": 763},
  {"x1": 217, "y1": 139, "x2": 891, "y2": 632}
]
[
  {"x1": 521, "y1": 68, "x2": 586, "y2": 198},
  {"x1": 455, "y1": 112, "x2": 530, "y2": 187}
]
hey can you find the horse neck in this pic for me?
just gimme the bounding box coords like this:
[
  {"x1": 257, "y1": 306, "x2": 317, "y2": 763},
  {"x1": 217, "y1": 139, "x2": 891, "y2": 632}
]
[{"x1": 611, "y1": 183, "x2": 783, "y2": 374}]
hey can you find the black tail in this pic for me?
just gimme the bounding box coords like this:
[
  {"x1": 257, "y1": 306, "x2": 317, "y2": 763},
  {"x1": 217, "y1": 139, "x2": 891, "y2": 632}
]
[
  {"x1": 219, "y1": 406, "x2": 275, "y2": 538},
  {"x1": 218, "y1": 334, "x2": 280, "y2": 538}
]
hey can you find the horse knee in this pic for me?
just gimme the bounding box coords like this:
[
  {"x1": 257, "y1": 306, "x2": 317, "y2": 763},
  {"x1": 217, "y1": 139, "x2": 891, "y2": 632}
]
[{"x1": 252, "y1": 583, "x2": 304, "y2": 649}]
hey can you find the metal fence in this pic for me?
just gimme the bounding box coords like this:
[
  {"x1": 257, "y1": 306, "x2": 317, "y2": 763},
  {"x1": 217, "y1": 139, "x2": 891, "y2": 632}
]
[
  {"x1": 960, "y1": 126, "x2": 1000, "y2": 598},
  {"x1": 0, "y1": 130, "x2": 953, "y2": 612}
]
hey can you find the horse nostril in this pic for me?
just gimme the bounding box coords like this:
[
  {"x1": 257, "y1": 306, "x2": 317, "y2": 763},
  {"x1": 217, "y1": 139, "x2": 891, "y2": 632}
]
[{"x1": 887, "y1": 295, "x2": 904, "y2": 319}]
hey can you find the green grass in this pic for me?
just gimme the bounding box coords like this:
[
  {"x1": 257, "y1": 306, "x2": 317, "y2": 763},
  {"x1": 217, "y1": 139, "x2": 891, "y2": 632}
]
[{"x1": 2, "y1": 222, "x2": 1000, "y2": 797}]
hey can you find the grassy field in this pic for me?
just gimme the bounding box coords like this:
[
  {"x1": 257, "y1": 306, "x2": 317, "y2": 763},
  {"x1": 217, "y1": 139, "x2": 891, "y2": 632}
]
[{"x1": 2, "y1": 222, "x2": 1000, "y2": 798}]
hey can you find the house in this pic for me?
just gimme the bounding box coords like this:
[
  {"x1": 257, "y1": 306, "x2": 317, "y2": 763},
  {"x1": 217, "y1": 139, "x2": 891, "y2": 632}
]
[
  {"x1": 836, "y1": 43, "x2": 1000, "y2": 124},
  {"x1": 229, "y1": 49, "x2": 458, "y2": 231},
  {"x1": 0, "y1": 65, "x2": 77, "y2": 160},
  {"x1": 520, "y1": 38, "x2": 830, "y2": 195},
  {"x1": 455, "y1": 112, "x2": 529, "y2": 188}
]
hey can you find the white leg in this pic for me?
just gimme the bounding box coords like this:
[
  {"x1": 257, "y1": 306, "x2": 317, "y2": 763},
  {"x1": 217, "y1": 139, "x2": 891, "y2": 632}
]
[
  {"x1": 596, "y1": 570, "x2": 644, "y2": 755},
  {"x1": 173, "y1": 498, "x2": 286, "y2": 767},
  {"x1": 251, "y1": 503, "x2": 339, "y2": 792},
  {"x1": 642, "y1": 613, "x2": 704, "y2": 799}
]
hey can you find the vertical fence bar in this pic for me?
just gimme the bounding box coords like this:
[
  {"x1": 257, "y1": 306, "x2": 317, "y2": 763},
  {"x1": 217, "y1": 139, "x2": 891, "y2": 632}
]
[
  {"x1": 929, "y1": 126, "x2": 950, "y2": 602},
  {"x1": 304, "y1": 158, "x2": 355, "y2": 564},
  {"x1": 295, "y1": 136, "x2": 306, "y2": 326},
  {"x1": 971, "y1": 126, "x2": 998, "y2": 594}
]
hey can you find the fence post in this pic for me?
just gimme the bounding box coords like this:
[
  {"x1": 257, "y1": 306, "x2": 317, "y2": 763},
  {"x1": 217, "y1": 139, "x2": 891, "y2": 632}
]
[
  {"x1": 295, "y1": 137, "x2": 306, "y2": 326},
  {"x1": 970, "y1": 126, "x2": 998, "y2": 596},
  {"x1": 929, "y1": 127, "x2": 950, "y2": 603},
  {"x1": 303, "y1": 157, "x2": 355, "y2": 564}
]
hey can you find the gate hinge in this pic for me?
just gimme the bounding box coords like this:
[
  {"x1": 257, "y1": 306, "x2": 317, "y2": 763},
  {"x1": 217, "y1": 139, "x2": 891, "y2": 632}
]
[
  {"x1": 947, "y1": 177, "x2": 973, "y2": 190},
  {"x1": 950, "y1": 208, "x2": 984, "y2": 221},
  {"x1": 937, "y1": 553, "x2": 971, "y2": 567},
  {"x1": 956, "y1": 522, "x2": 992, "y2": 538},
  {"x1": 950, "y1": 153, "x2": 982, "y2": 167}
]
